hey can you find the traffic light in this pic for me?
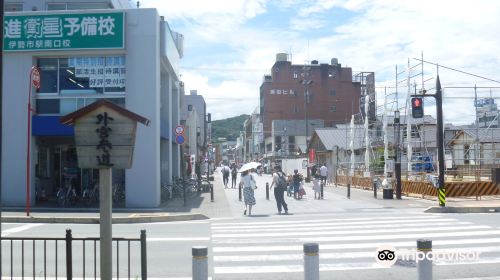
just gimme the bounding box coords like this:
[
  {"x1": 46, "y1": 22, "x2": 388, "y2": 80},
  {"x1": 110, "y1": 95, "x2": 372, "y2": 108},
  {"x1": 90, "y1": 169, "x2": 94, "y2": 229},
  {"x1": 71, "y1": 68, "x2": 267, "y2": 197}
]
[{"x1": 411, "y1": 97, "x2": 424, "y2": 118}]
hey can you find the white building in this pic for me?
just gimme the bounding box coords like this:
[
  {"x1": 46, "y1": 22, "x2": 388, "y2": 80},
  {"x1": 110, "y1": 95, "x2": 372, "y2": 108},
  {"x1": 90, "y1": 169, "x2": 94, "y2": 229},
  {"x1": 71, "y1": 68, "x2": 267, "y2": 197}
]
[{"x1": 2, "y1": 0, "x2": 184, "y2": 207}]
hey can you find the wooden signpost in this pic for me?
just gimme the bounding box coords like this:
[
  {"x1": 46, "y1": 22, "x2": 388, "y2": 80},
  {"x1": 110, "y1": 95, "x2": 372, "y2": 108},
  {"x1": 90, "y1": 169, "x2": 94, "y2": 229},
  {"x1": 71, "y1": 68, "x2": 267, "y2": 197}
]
[{"x1": 61, "y1": 99, "x2": 150, "y2": 280}]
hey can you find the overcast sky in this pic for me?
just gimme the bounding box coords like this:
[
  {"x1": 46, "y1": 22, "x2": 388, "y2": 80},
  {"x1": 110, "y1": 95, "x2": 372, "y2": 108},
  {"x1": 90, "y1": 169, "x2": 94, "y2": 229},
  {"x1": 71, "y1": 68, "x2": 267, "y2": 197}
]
[{"x1": 142, "y1": 0, "x2": 500, "y2": 124}]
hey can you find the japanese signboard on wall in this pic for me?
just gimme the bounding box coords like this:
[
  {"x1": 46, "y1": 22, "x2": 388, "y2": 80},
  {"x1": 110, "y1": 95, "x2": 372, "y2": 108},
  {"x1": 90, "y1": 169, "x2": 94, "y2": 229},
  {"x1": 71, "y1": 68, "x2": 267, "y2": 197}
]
[
  {"x1": 68, "y1": 56, "x2": 126, "y2": 88},
  {"x1": 269, "y1": 89, "x2": 296, "y2": 95},
  {"x1": 60, "y1": 100, "x2": 150, "y2": 169},
  {"x1": 3, "y1": 12, "x2": 124, "y2": 51}
]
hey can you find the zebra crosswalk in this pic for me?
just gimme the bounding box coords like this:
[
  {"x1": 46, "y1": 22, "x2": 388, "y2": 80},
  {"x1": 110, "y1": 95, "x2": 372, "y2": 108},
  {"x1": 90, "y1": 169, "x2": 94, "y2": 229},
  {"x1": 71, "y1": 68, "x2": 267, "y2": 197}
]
[{"x1": 209, "y1": 212, "x2": 500, "y2": 278}]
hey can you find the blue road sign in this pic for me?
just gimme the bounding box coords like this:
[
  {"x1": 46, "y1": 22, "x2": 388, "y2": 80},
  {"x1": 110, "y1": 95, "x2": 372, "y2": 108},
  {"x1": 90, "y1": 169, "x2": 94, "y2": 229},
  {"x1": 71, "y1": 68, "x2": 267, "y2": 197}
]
[{"x1": 175, "y1": 134, "x2": 185, "y2": 145}]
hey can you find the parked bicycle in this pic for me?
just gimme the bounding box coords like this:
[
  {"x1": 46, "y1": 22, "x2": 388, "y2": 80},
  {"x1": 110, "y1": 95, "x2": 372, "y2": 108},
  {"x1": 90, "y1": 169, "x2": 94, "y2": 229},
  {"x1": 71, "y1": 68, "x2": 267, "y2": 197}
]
[
  {"x1": 56, "y1": 181, "x2": 78, "y2": 208},
  {"x1": 112, "y1": 183, "x2": 125, "y2": 203},
  {"x1": 82, "y1": 181, "x2": 99, "y2": 206}
]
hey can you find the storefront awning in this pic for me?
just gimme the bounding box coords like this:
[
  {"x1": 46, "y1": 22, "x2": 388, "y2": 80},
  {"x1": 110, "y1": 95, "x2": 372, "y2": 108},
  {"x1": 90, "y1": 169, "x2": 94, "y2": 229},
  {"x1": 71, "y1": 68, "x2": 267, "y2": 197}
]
[{"x1": 32, "y1": 115, "x2": 74, "y2": 136}]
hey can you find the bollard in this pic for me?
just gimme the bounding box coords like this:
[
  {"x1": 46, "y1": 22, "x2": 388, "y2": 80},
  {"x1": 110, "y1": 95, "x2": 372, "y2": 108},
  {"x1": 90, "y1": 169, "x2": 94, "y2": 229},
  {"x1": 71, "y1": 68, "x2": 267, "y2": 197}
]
[
  {"x1": 320, "y1": 183, "x2": 324, "y2": 199},
  {"x1": 65, "y1": 229, "x2": 73, "y2": 280},
  {"x1": 266, "y1": 182, "x2": 269, "y2": 200},
  {"x1": 192, "y1": 246, "x2": 208, "y2": 280},
  {"x1": 303, "y1": 243, "x2": 319, "y2": 280},
  {"x1": 417, "y1": 239, "x2": 433, "y2": 280},
  {"x1": 347, "y1": 183, "x2": 351, "y2": 199},
  {"x1": 238, "y1": 183, "x2": 242, "y2": 201},
  {"x1": 183, "y1": 183, "x2": 187, "y2": 206},
  {"x1": 140, "y1": 230, "x2": 147, "y2": 279},
  {"x1": 210, "y1": 184, "x2": 214, "y2": 202},
  {"x1": 373, "y1": 181, "x2": 377, "y2": 198}
]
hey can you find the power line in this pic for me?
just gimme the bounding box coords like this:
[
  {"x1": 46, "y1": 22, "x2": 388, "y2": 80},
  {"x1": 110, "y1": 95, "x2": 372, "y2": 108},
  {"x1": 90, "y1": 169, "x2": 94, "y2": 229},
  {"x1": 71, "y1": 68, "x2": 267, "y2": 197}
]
[{"x1": 413, "y1": 58, "x2": 500, "y2": 84}]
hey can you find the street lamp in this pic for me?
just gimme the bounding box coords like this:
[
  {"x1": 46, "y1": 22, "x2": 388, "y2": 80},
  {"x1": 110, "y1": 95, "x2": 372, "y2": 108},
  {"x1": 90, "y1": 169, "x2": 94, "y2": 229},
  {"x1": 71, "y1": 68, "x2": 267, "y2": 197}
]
[{"x1": 394, "y1": 110, "x2": 402, "y2": 199}]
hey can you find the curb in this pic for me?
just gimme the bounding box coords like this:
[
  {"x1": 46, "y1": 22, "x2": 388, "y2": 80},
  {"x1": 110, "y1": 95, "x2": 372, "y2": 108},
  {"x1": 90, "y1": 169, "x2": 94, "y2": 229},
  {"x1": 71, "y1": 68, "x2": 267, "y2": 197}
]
[
  {"x1": 424, "y1": 207, "x2": 500, "y2": 213},
  {"x1": 1, "y1": 213, "x2": 209, "y2": 224}
]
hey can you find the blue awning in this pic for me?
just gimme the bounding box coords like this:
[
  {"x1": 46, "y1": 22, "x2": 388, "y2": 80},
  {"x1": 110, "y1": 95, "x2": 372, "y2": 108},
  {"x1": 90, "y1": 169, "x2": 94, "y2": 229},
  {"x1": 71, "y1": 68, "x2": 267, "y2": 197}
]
[{"x1": 32, "y1": 115, "x2": 74, "y2": 136}]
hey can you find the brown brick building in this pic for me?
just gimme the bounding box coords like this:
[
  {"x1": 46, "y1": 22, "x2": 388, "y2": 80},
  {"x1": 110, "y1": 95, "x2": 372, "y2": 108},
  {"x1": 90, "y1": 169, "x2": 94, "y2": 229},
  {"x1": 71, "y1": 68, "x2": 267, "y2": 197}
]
[{"x1": 260, "y1": 54, "x2": 368, "y2": 141}]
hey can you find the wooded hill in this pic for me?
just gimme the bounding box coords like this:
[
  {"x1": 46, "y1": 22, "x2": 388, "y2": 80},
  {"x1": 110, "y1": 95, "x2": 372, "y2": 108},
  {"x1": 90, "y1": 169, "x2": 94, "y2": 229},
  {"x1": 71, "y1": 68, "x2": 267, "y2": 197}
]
[{"x1": 211, "y1": 114, "x2": 249, "y2": 142}]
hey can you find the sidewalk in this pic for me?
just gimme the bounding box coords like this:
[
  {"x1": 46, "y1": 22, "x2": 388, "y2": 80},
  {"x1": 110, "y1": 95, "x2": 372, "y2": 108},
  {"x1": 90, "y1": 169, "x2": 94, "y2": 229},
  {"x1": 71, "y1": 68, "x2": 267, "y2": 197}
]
[{"x1": 1, "y1": 173, "x2": 233, "y2": 223}]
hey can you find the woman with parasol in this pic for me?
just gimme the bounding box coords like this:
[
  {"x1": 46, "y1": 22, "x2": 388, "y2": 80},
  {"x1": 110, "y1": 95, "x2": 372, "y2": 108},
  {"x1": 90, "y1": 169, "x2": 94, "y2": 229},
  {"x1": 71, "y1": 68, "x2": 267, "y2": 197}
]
[{"x1": 239, "y1": 162, "x2": 260, "y2": 216}]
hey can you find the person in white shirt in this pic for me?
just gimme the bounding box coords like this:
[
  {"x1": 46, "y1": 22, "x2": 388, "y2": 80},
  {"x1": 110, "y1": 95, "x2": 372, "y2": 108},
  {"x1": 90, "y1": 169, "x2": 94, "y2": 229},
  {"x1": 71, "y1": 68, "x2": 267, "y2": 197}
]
[{"x1": 320, "y1": 164, "x2": 328, "y2": 185}]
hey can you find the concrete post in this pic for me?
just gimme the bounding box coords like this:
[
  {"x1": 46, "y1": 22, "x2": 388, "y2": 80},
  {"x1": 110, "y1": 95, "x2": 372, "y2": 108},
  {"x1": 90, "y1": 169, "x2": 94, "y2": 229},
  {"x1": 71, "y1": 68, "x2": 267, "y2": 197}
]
[
  {"x1": 266, "y1": 182, "x2": 269, "y2": 200},
  {"x1": 320, "y1": 182, "x2": 324, "y2": 199},
  {"x1": 99, "y1": 168, "x2": 112, "y2": 280},
  {"x1": 192, "y1": 246, "x2": 208, "y2": 280},
  {"x1": 347, "y1": 183, "x2": 351, "y2": 199},
  {"x1": 417, "y1": 239, "x2": 432, "y2": 280},
  {"x1": 303, "y1": 243, "x2": 319, "y2": 280}
]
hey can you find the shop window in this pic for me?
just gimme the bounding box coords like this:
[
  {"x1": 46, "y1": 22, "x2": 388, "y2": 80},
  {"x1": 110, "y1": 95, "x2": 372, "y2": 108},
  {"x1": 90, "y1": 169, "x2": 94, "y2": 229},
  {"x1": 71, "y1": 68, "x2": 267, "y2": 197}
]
[
  {"x1": 36, "y1": 56, "x2": 125, "y2": 96},
  {"x1": 36, "y1": 99, "x2": 60, "y2": 114},
  {"x1": 38, "y1": 58, "x2": 58, "y2": 94},
  {"x1": 6, "y1": 3, "x2": 23, "y2": 11},
  {"x1": 67, "y1": 3, "x2": 111, "y2": 9},
  {"x1": 47, "y1": 3, "x2": 111, "y2": 10},
  {"x1": 47, "y1": 3, "x2": 66, "y2": 10}
]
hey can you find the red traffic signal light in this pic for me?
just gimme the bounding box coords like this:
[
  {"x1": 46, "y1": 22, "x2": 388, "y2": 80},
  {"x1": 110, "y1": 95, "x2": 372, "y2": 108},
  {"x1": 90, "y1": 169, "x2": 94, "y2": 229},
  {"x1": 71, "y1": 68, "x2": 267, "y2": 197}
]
[{"x1": 411, "y1": 97, "x2": 424, "y2": 118}]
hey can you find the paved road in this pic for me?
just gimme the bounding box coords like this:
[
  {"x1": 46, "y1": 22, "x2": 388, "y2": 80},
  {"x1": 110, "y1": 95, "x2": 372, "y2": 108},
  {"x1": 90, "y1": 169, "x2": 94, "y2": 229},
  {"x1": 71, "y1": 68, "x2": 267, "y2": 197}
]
[{"x1": 1, "y1": 172, "x2": 500, "y2": 279}]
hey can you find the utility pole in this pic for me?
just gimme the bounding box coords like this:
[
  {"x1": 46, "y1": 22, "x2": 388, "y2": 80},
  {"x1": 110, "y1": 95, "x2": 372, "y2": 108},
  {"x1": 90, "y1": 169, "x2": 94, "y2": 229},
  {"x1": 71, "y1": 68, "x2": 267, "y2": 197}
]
[
  {"x1": 394, "y1": 110, "x2": 402, "y2": 199},
  {"x1": 302, "y1": 65, "x2": 312, "y2": 180},
  {"x1": 411, "y1": 75, "x2": 445, "y2": 207},
  {"x1": 435, "y1": 76, "x2": 445, "y2": 207},
  {"x1": 0, "y1": 0, "x2": 4, "y2": 275}
]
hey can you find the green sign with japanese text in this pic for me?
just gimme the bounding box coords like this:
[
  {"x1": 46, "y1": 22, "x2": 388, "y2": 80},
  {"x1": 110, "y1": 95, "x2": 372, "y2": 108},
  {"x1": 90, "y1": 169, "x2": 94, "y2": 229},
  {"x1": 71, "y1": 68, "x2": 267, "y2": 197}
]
[{"x1": 3, "y1": 12, "x2": 124, "y2": 51}]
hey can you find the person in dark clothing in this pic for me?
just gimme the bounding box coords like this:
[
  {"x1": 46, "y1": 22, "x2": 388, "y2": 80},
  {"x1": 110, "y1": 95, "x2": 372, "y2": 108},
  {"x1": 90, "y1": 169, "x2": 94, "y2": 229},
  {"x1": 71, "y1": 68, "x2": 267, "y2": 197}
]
[
  {"x1": 270, "y1": 165, "x2": 289, "y2": 215},
  {"x1": 221, "y1": 165, "x2": 230, "y2": 188},
  {"x1": 292, "y1": 169, "x2": 303, "y2": 199},
  {"x1": 231, "y1": 166, "x2": 238, "y2": 188}
]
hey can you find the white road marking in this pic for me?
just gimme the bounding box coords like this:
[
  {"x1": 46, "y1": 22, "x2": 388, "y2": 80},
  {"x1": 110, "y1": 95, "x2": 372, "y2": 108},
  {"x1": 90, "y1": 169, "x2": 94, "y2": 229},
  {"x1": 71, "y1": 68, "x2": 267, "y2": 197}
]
[
  {"x1": 211, "y1": 218, "x2": 456, "y2": 230},
  {"x1": 443, "y1": 277, "x2": 500, "y2": 280},
  {"x1": 213, "y1": 238, "x2": 500, "y2": 253},
  {"x1": 212, "y1": 229, "x2": 500, "y2": 244},
  {"x1": 1, "y1": 224, "x2": 44, "y2": 237},
  {"x1": 211, "y1": 221, "x2": 472, "y2": 233},
  {"x1": 148, "y1": 237, "x2": 210, "y2": 242},
  {"x1": 214, "y1": 246, "x2": 500, "y2": 262},
  {"x1": 212, "y1": 225, "x2": 489, "y2": 238},
  {"x1": 211, "y1": 215, "x2": 444, "y2": 227},
  {"x1": 214, "y1": 263, "x2": 386, "y2": 274}
]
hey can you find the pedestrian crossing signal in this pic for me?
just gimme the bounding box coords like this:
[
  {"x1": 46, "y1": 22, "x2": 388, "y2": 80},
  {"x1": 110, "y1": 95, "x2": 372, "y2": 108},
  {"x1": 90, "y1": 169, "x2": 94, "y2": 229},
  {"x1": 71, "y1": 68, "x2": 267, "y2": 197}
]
[{"x1": 411, "y1": 97, "x2": 424, "y2": 118}]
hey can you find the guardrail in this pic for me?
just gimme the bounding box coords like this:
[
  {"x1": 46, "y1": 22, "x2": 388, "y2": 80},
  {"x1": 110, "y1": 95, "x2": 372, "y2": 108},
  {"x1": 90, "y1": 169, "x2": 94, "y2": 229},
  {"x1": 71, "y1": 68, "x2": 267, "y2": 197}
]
[{"x1": 1, "y1": 229, "x2": 147, "y2": 279}]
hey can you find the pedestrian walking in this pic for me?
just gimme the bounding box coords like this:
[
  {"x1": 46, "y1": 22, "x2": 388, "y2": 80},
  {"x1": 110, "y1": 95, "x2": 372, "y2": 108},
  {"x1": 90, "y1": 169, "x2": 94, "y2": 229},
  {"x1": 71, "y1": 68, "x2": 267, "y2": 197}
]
[
  {"x1": 312, "y1": 175, "x2": 321, "y2": 199},
  {"x1": 240, "y1": 169, "x2": 257, "y2": 216},
  {"x1": 221, "y1": 164, "x2": 230, "y2": 188},
  {"x1": 320, "y1": 163, "x2": 328, "y2": 185},
  {"x1": 292, "y1": 169, "x2": 303, "y2": 200},
  {"x1": 231, "y1": 166, "x2": 238, "y2": 188},
  {"x1": 270, "y1": 165, "x2": 289, "y2": 215}
]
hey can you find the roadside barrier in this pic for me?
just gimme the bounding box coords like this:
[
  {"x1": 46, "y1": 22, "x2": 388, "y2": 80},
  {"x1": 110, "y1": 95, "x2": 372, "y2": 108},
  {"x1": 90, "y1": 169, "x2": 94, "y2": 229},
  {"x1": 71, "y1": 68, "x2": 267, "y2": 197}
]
[
  {"x1": 402, "y1": 181, "x2": 500, "y2": 198},
  {"x1": 1, "y1": 229, "x2": 147, "y2": 279}
]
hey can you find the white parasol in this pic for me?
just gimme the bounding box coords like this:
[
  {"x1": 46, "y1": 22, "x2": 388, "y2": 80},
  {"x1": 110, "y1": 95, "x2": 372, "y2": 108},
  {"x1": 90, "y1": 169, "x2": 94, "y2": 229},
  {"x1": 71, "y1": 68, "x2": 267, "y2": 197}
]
[{"x1": 238, "y1": 162, "x2": 261, "y2": 173}]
